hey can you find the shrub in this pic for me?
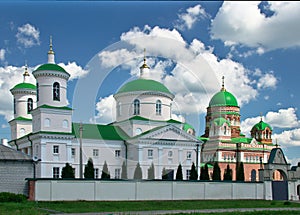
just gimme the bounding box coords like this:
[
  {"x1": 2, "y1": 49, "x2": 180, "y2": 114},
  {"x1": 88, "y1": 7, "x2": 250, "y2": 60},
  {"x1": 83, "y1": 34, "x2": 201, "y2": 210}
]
[
  {"x1": 0, "y1": 192, "x2": 27, "y2": 202},
  {"x1": 61, "y1": 163, "x2": 75, "y2": 179},
  {"x1": 212, "y1": 162, "x2": 221, "y2": 181},
  {"x1": 121, "y1": 161, "x2": 127, "y2": 179},
  {"x1": 176, "y1": 164, "x2": 183, "y2": 181},
  {"x1": 101, "y1": 161, "x2": 110, "y2": 179},
  {"x1": 134, "y1": 162, "x2": 142, "y2": 179},
  {"x1": 223, "y1": 164, "x2": 232, "y2": 181},
  {"x1": 147, "y1": 163, "x2": 155, "y2": 180},
  {"x1": 190, "y1": 162, "x2": 198, "y2": 180},
  {"x1": 84, "y1": 158, "x2": 95, "y2": 179}
]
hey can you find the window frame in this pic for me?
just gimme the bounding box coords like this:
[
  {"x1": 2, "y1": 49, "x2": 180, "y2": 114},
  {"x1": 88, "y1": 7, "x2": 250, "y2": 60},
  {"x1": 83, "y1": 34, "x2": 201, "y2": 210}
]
[
  {"x1": 53, "y1": 145, "x2": 59, "y2": 154},
  {"x1": 53, "y1": 82, "x2": 60, "y2": 101},
  {"x1": 53, "y1": 167, "x2": 60, "y2": 178},
  {"x1": 156, "y1": 100, "x2": 162, "y2": 115},
  {"x1": 115, "y1": 168, "x2": 121, "y2": 179},
  {"x1": 187, "y1": 151, "x2": 192, "y2": 160},
  {"x1": 93, "y1": 149, "x2": 99, "y2": 157},
  {"x1": 133, "y1": 99, "x2": 140, "y2": 115},
  {"x1": 115, "y1": 150, "x2": 121, "y2": 158},
  {"x1": 27, "y1": 98, "x2": 33, "y2": 113},
  {"x1": 148, "y1": 149, "x2": 153, "y2": 158}
]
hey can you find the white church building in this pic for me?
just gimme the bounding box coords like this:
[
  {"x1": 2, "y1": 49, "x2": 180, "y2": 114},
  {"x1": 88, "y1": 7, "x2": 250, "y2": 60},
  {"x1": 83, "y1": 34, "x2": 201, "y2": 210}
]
[{"x1": 8, "y1": 41, "x2": 202, "y2": 179}]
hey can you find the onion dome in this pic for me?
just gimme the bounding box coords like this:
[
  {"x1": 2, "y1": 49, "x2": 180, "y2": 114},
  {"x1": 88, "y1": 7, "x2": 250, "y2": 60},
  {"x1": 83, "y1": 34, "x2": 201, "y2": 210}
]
[
  {"x1": 252, "y1": 119, "x2": 272, "y2": 131},
  {"x1": 209, "y1": 76, "x2": 238, "y2": 107}
]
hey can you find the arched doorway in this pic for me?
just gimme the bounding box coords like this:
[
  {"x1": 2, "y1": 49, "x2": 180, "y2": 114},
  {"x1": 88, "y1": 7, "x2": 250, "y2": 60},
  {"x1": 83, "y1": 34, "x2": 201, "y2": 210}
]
[
  {"x1": 251, "y1": 169, "x2": 256, "y2": 182},
  {"x1": 272, "y1": 169, "x2": 288, "y2": 200}
]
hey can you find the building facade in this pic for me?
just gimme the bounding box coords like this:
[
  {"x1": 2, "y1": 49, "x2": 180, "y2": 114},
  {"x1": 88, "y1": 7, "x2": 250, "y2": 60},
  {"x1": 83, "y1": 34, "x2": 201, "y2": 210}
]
[{"x1": 8, "y1": 41, "x2": 201, "y2": 180}]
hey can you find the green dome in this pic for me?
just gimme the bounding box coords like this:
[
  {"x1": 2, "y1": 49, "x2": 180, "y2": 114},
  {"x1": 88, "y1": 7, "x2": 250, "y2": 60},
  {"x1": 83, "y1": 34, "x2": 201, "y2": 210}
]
[
  {"x1": 209, "y1": 90, "x2": 238, "y2": 107},
  {"x1": 252, "y1": 120, "x2": 272, "y2": 131},
  {"x1": 11, "y1": 83, "x2": 36, "y2": 91},
  {"x1": 33, "y1": 63, "x2": 69, "y2": 75},
  {"x1": 117, "y1": 79, "x2": 173, "y2": 95},
  {"x1": 211, "y1": 117, "x2": 230, "y2": 126},
  {"x1": 183, "y1": 123, "x2": 194, "y2": 132}
]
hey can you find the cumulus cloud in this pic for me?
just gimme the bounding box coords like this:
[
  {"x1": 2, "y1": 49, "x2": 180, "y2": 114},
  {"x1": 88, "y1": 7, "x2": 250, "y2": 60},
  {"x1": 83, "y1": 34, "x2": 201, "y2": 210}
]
[
  {"x1": 94, "y1": 25, "x2": 278, "y2": 121},
  {"x1": 175, "y1": 4, "x2": 209, "y2": 30},
  {"x1": 211, "y1": 2, "x2": 300, "y2": 52},
  {"x1": 241, "y1": 108, "x2": 300, "y2": 137},
  {"x1": 0, "y1": 65, "x2": 36, "y2": 121},
  {"x1": 16, "y1": 23, "x2": 40, "y2": 48},
  {"x1": 0, "y1": 49, "x2": 5, "y2": 61},
  {"x1": 58, "y1": 62, "x2": 89, "y2": 81},
  {"x1": 92, "y1": 95, "x2": 116, "y2": 124},
  {"x1": 273, "y1": 129, "x2": 300, "y2": 147}
]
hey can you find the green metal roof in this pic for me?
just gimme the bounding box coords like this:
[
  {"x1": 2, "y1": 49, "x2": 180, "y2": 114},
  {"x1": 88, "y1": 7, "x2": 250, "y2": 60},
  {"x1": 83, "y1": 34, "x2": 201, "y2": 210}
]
[
  {"x1": 252, "y1": 120, "x2": 272, "y2": 131},
  {"x1": 126, "y1": 116, "x2": 181, "y2": 124},
  {"x1": 72, "y1": 123, "x2": 129, "y2": 140},
  {"x1": 183, "y1": 123, "x2": 194, "y2": 132},
  {"x1": 209, "y1": 90, "x2": 238, "y2": 107},
  {"x1": 14, "y1": 117, "x2": 32, "y2": 121},
  {"x1": 116, "y1": 79, "x2": 173, "y2": 95},
  {"x1": 11, "y1": 83, "x2": 36, "y2": 91},
  {"x1": 33, "y1": 64, "x2": 69, "y2": 75},
  {"x1": 231, "y1": 137, "x2": 252, "y2": 144},
  {"x1": 39, "y1": 104, "x2": 73, "y2": 110},
  {"x1": 211, "y1": 117, "x2": 230, "y2": 126}
]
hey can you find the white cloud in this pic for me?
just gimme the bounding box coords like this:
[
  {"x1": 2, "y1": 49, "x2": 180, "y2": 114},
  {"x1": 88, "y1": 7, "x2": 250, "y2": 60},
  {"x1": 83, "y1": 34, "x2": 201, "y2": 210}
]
[
  {"x1": 58, "y1": 62, "x2": 89, "y2": 81},
  {"x1": 265, "y1": 108, "x2": 300, "y2": 128},
  {"x1": 92, "y1": 95, "x2": 116, "y2": 124},
  {"x1": 16, "y1": 23, "x2": 40, "y2": 48},
  {"x1": 0, "y1": 49, "x2": 5, "y2": 61},
  {"x1": 241, "y1": 108, "x2": 300, "y2": 137},
  {"x1": 211, "y1": 2, "x2": 300, "y2": 52},
  {"x1": 94, "y1": 25, "x2": 278, "y2": 120},
  {"x1": 171, "y1": 114, "x2": 185, "y2": 123},
  {"x1": 175, "y1": 4, "x2": 209, "y2": 30},
  {"x1": 257, "y1": 72, "x2": 277, "y2": 89},
  {"x1": 273, "y1": 129, "x2": 300, "y2": 147},
  {"x1": 0, "y1": 65, "x2": 36, "y2": 121}
]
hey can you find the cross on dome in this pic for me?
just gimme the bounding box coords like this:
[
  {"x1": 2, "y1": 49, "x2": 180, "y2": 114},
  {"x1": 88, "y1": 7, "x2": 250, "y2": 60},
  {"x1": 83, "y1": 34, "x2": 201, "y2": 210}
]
[
  {"x1": 23, "y1": 62, "x2": 30, "y2": 83},
  {"x1": 221, "y1": 76, "x2": 226, "y2": 91},
  {"x1": 139, "y1": 48, "x2": 150, "y2": 78},
  {"x1": 48, "y1": 36, "x2": 55, "y2": 64}
]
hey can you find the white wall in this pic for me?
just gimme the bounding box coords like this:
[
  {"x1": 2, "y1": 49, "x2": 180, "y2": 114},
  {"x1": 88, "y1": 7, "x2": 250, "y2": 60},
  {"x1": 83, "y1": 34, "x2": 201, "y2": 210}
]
[{"x1": 32, "y1": 180, "x2": 268, "y2": 201}]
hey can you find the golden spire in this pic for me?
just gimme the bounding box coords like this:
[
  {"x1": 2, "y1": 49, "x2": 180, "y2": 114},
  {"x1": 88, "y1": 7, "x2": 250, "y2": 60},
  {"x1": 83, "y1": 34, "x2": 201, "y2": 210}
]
[
  {"x1": 23, "y1": 61, "x2": 30, "y2": 83},
  {"x1": 48, "y1": 36, "x2": 54, "y2": 55},
  {"x1": 221, "y1": 76, "x2": 226, "y2": 91},
  {"x1": 140, "y1": 48, "x2": 150, "y2": 69},
  {"x1": 260, "y1": 112, "x2": 263, "y2": 122}
]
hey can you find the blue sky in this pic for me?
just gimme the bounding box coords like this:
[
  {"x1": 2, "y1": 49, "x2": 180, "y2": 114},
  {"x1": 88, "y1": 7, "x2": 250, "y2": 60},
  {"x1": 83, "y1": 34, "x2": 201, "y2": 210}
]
[{"x1": 1, "y1": 1, "x2": 300, "y2": 165}]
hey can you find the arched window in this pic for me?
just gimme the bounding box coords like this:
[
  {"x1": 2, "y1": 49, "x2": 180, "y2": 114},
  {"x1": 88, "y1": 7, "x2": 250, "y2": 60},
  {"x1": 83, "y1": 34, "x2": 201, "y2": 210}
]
[
  {"x1": 20, "y1": 128, "x2": 25, "y2": 136},
  {"x1": 133, "y1": 99, "x2": 140, "y2": 115},
  {"x1": 224, "y1": 126, "x2": 227, "y2": 135},
  {"x1": 53, "y1": 82, "x2": 60, "y2": 101},
  {"x1": 117, "y1": 102, "x2": 121, "y2": 117},
  {"x1": 156, "y1": 100, "x2": 162, "y2": 115},
  {"x1": 62, "y1": 119, "x2": 68, "y2": 128},
  {"x1": 27, "y1": 98, "x2": 33, "y2": 113},
  {"x1": 36, "y1": 83, "x2": 39, "y2": 102},
  {"x1": 44, "y1": 118, "x2": 51, "y2": 127},
  {"x1": 13, "y1": 98, "x2": 16, "y2": 114}
]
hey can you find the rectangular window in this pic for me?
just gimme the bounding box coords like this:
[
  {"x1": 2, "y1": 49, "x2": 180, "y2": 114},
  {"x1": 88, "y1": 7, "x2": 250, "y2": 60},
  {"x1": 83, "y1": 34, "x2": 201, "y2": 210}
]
[
  {"x1": 53, "y1": 145, "x2": 59, "y2": 154},
  {"x1": 53, "y1": 167, "x2": 60, "y2": 178},
  {"x1": 93, "y1": 149, "x2": 99, "y2": 157},
  {"x1": 71, "y1": 148, "x2": 75, "y2": 157},
  {"x1": 115, "y1": 168, "x2": 121, "y2": 179},
  {"x1": 187, "y1": 151, "x2": 192, "y2": 159},
  {"x1": 168, "y1": 151, "x2": 173, "y2": 158},
  {"x1": 186, "y1": 169, "x2": 191, "y2": 180},
  {"x1": 115, "y1": 150, "x2": 121, "y2": 158},
  {"x1": 94, "y1": 168, "x2": 99, "y2": 179},
  {"x1": 148, "y1": 149, "x2": 153, "y2": 158}
]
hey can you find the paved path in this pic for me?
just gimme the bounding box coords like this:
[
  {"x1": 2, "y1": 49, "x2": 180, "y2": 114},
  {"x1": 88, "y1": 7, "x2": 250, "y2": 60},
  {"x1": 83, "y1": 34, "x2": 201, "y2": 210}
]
[{"x1": 51, "y1": 207, "x2": 300, "y2": 215}]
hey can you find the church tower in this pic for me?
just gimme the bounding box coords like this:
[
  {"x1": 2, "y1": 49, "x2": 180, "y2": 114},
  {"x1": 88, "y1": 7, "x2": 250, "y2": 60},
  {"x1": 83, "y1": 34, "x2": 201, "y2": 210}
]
[
  {"x1": 31, "y1": 37, "x2": 72, "y2": 133},
  {"x1": 9, "y1": 65, "x2": 36, "y2": 140}
]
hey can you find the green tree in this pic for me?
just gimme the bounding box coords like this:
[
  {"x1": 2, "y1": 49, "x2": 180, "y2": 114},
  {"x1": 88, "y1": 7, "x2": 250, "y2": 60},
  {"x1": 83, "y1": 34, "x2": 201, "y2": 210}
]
[
  {"x1": 236, "y1": 162, "x2": 245, "y2": 181},
  {"x1": 175, "y1": 163, "x2": 183, "y2": 181},
  {"x1": 121, "y1": 161, "x2": 127, "y2": 179},
  {"x1": 189, "y1": 162, "x2": 198, "y2": 180},
  {"x1": 61, "y1": 163, "x2": 75, "y2": 179},
  {"x1": 200, "y1": 164, "x2": 210, "y2": 180},
  {"x1": 212, "y1": 162, "x2": 221, "y2": 181},
  {"x1": 162, "y1": 167, "x2": 168, "y2": 180},
  {"x1": 84, "y1": 158, "x2": 95, "y2": 179},
  {"x1": 133, "y1": 162, "x2": 142, "y2": 179},
  {"x1": 147, "y1": 163, "x2": 155, "y2": 180},
  {"x1": 223, "y1": 164, "x2": 232, "y2": 181},
  {"x1": 101, "y1": 161, "x2": 110, "y2": 179}
]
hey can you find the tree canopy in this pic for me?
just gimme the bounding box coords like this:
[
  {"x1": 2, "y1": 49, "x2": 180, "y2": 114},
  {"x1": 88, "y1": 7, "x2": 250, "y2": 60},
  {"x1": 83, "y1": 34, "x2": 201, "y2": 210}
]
[{"x1": 84, "y1": 158, "x2": 95, "y2": 179}]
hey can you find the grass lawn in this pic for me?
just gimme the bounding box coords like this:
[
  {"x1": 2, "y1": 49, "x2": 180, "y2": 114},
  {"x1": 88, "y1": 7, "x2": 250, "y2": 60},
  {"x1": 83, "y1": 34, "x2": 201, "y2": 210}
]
[{"x1": 0, "y1": 200, "x2": 299, "y2": 215}]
